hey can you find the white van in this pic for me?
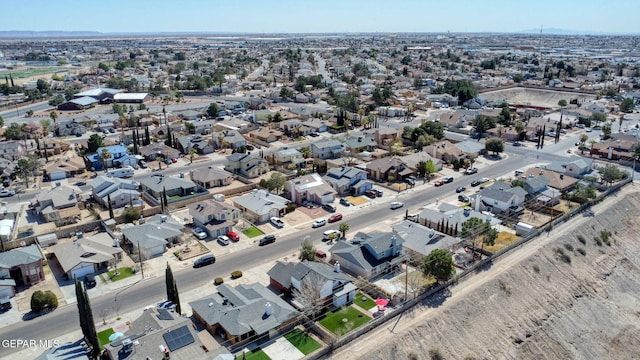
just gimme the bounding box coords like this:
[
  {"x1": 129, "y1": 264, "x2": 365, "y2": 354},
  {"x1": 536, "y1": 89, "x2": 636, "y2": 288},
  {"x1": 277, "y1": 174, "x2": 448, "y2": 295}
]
[
  {"x1": 322, "y1": 229, "x2": 340, "y2": 240},
  {"x1": 107, "y1": 166, "x2": 135, "y2": 178}
]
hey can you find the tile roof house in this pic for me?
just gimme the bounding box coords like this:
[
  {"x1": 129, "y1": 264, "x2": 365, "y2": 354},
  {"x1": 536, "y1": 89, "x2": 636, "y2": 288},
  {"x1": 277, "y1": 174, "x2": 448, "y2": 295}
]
[
  {"x1": 393, "y1": 220, "x2": 462, "y2": 258},
  {"x1": 188, "y1": 199, "x2": 240, "y2": 238},
  {"x1": 190, "y1": 283, "x2": 298, "y2": 346},
  {"x1": 363, "y1": 127, "x2": 401, "y2": 150},
  {"x1": 104, "y1": 307, "x2": 211, "y2": 360},
  {"x1": 418, "y1": 204, "x2": 502, "y2": 237},
  {"x1": 323, "y1": 166, "x2": 371, "y2": 195},
  {"x1": 286, "y1": 173, "x2": 337, "y2": 205},
  {"x1": 189, "y1": 166, "x2": 234, "y2": 189},
  {"x1": 426, "y1": 140, "x2": 466, "y2": 163},
  {"x1": 274, "y1": 148, "x2": 305, "y2": 165},
  {"x1": 139, "y1": 143, "x2": 181, "y2": 161},
  {"x1": 0, "y1": 244, "x2": 44, "y2": 288},
  {"x1": 342, "y1": 135, "x2": 377, "y2": 153},
  {"x1": 224, "y1": 153, "x2": 269, "y2": 179},
  {"x1": 365, "y1": 157, "x2": 414, "y2": 182},
  {"x1": 472, "y1": 186, "x2": 526, "y2": 214},
  {"x1": 267, "y1": 260, "x2": 356, "y2": 308},
  {"x1": 310, "y1": 139, "x2": 344, "y2": 159},
  {"x1": 120, "y1": 214, "x2": 184, "y2": 258},
  {"x1": 176, "y1": 134, "x2": 215, "y2": 155},
  {"x1": 232, "y1": 189, "x2": 289, "y2": 223},
  {"x1": 34, "y1": 183, "x2": 81, "y2": 225},
  {"x1": 213, "y1": 129, "x2": 247, "y2": 149},
  {"x1": 44, "y1": 152, "x2": 87, "y2": 181},
  {"x1": 139, "y1": 174, "x2": 200, "y2": 201},
  {"x1": 86, "y1": 144, "x2": 134, "y2": 171},
  {"x1": 328, "y1": 231, "x2": 406, "y2": 279},
  {"x1": 90, "y1": 175, "x2": 140, "y2": 209},
  {"x1": 249, "y1": 127, "x2": 284, "y2": 143},
  {"x1": 50, "y1": 233, "x2": 122, "y2": 280},
  {"x1": 522, "y1": 168, "x2": 578, "y2": 193}
]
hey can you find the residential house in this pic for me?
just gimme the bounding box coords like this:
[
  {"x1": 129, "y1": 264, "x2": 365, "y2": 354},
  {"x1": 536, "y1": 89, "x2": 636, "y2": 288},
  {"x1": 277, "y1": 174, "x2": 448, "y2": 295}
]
[
  {"x1": 50, "y1": 233, "x2": 122, "y2": 280},
  {"x1": 175, "y1": 109, "x2": 205, "y2": 121},
  {"x1": 363, "y1": 127, "x2": 401, "y2": 150},
  {"x1": 34, "y1": 183, "x2": 81, "y2": 225},
  {"x1": 120, "y1": 214, "x2": 184, "y2": 258},
  {"x1": 286, "y1": 173, "x2": 337, "y2": 205},
  {"x1": 399, "y1": 152, "x2": 443, "y2": 173},
  {"x1": 521, "y1": 168, "x2": 578, "y2": 193},
  {"x1": 213, "y1": 129, "x2": 247, "y2": 149},
  {"x1": 329, "y1": 231, "x2": 406, "y2": 279},
  {"x1": 279, "y1": 119, "x2": 306, "y2": 136},
  {"x1": 138, "y1": 174, "x2": 200, "y2": 203},
  {"x1": 189, "y1": 166, "x2": 234, "y2": 189},
  {"x1": 90, "y1": 175, "x2": 140, "y2": 209},
  {"x1": 393, "y1": 220, "x2": 462, "y2": 259},
  {"x1": 439, "y1": 110, "x2": 474, "y2": 129},
  {"x1": 365, "y1": 157, "x2": 414, "y2": 182},
  {"x1": 455, "y1": 139, "x2": 486, "y2": 157},
  {"x1": 0, "y1": 141, "x2": 25, "y2": 161},
  {"x1": 342, "y1": 135, "x2": 377, "y2": 154},
  {"x1": 41, "y1": 138, "x2": 72, "y2": 157},
  {"x1": 418, "y1": 204, "x2": 502, "y2": 236},
  {"x1": 304, "y1": 118, "x2": 329, "y2": 133},
  {"x1": 186, "y1": 119, "x2": 216, "y2": 135},
  {"x1": 310, "y1": 139, "x2": 344, "y2": 159},
  {"x1": 268, "y1": 260, "x2": 356, "y2": 308},
  {"x1": 56, "y1": 119, "x2": 87, "y2": 136},
  {"x1": 520, "y1": 175, "x2": 550, "y2": 197},
  {"x1": 274, "y1": 148, "x2": 305, "y2": 166},
  {"x1": 590, "y1": 133, "x2": 636, "y2": 160},
  {"x1": 176, "y1": 134, "x2": 215, "y2": 155},
  {"x1": 249, "y1": 127, "x2": 284, "y2": 143},
  {"x1": 562, "y1": 156, "x2": 594, "y2": 178},
  {"x1": 427, "y1": 140, "x2": 466, "y2": 163},
  {"x1": 188, "y1": 199, "x2": 240, "y2": 237},
  {"x1": 44, "y1": 152, "x2": 86, "y2": 181},
  {"x1": 323, "y1": 166, "x2": 371, "y2": 195},
  {"x1": 87, "y1": 144, "x2": 135, "y2": 170},
  {"x1": 104, "y1": 307, "x2": 212, "y2": 360},
  {"x1": 139, "y1": 143, "x2": 181, "y2": 161},
  {"x1": 425, "y1": 94, "x2": 459, "y2": 107},
  {"x1": 190, "y1": 283, "x2": 298, "y2": 346},
  {"x1": 232, "y1": 189, "x2": 289, "y2": 223},
  {"x1": 472, "y1": 186, "x2": 526, "y2": 214},
  {"x1": 225, "y1": 153, "x2": 269, "y2": 178},
  {"x1": 0, "y1": 244, "x2": 44, "y2": 291}
]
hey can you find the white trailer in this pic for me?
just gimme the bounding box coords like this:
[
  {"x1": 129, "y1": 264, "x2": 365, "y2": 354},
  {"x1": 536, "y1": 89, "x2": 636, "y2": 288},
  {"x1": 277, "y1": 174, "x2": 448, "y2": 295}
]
[{"x1": 107, "y1": 166, "x2": 135, "y2": 178}]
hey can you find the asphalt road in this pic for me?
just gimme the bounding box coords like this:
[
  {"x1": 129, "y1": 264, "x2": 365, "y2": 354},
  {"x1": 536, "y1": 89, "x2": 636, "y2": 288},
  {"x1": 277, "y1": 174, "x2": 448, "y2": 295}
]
[{"x1": 0, "y1": 153, "x2": 530, "y2": 358}]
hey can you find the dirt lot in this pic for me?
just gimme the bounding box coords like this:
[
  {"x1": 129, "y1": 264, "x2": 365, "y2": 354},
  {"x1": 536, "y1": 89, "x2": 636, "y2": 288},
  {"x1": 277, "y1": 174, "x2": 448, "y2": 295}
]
[
  {"x1": 481, "y1": 87, "x2": 597, "y2": 108},
  {"x1": 329, "y1": 185, "x2": 640, "y2": 360}
]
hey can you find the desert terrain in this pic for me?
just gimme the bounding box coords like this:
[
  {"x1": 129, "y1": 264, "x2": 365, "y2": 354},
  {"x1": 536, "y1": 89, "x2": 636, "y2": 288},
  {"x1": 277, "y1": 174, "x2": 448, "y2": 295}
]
[
  {"x1": 328, "y1": 185, "x2": 640, "y2": 360},
  {"x1": 481, "y1": 87, "x2": 597, "y2": 109}
]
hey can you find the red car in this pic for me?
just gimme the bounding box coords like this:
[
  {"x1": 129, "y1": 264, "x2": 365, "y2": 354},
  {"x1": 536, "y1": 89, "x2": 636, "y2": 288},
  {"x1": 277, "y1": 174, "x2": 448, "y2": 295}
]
[
  {"x1": 328, "y1": 213, "x2": 343, "y2": 223},
  {"x1": 171, "y1": 158, "x2": 178, "y2": 163},
  {"x1": 226, "y1": 231, "x2": 240, "y2": 241},
  {"x1": 434, "y1": 179, "x2": 444, "y2": 187},
  {"x1": 364, "y1": 190, "x2": 377, "y2": 199}
]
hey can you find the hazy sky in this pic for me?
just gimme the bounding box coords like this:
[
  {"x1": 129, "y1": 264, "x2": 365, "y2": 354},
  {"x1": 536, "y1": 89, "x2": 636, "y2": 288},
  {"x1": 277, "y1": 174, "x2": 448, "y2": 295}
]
[{"x1": 4, "y1": 0, "x2": 639, "y2": 34}]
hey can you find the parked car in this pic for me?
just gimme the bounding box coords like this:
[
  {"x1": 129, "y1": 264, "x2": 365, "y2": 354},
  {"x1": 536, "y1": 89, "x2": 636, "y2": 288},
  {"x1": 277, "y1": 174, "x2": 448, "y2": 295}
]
[
  {"x1": 140, "y1": 161, "x2": 148, "y2": 169},
  {"x1": 171, "y1": 158, "x2": 178, "y2": 163},
  {"x1": 456, "y1": 186, "x2": 466, "y2": 193},
  {"x1": 514, "y1": 170, "x2": 524, "y2": 176},
  {"x1": 0, "y1": 296, "x2": 11, "y2": 312},
  {"x1": 259, "y1": 234, "x2": 276, "y2": 246},
  {"x1": 471, "y1": 178, "x2": 489, "y2": 187},
  {"x1": 246, "y1": 144, "x2": 254, "y2": 150},
  {"x1": 193, "y1": 227, "x2": 207, "y2": 240},
  {"x1": 85, "y1": 274, "x2": 96, "y2": 288},
  {"x1": 226, "y1": 231, "x2": 240, "y2": 241},
  {"x1": 312, "y1": 219, "x2": 327, "y2": 228},
  {"x1": 323, "y1": 229, "x2": 341, "y2": 241},
  {"x1": 322, "y1": 203, "x2": 337, "y2": 212},
  {"x1": 73, "y1": 181, "x2": 87, "y2": 187},
  {"x1": 193, "y1": 254, "x2": 216, "y2": 268},
  {"x1": 444, "y1": 176, "x2": 454, "y2": 183},
  {"x1": 270, "y1": 217, "x2": 284, "y2": 228},
  {"x1": 458, "y1": 194, "x2": 470, "y2": 203},
  {"x1": 390, "y1": 202, "x2": 404, "y2": 210},
  {"x1": 372, "y1": 189, "x2": 383, "y2": 197},
  {"x1": 434, "y1": 179, "x2": 444, "y2": 187},
  {"x1": 328, "y1": 213, "x2": 343, "y2": 223},
  {"x1": 217, "y1": 235, "x2": 230, "y2": 246},
  {"x1": 0, "y1": 190, "x2": 15, "y2": 197},
  {"x1": 339, "y1": 198, "x2": 351, "y2": 206},
  {"x1": 404, "y1": 178, "x2": 415, "y2": 186},
  {"x1": 364, "y1": 190, "x2": 377, "y2": 199}
]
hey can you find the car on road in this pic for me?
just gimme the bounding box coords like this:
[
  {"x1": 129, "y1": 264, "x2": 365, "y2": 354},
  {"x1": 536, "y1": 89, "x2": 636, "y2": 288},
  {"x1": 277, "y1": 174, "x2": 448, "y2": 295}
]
[
  {"x1": 193, "y1": 254, "x2": 216, "y2": 268},
  {"x1": 312, "y1": 219, "x2": 327, "y2": 228},
  {"x1": 434, "y1": 179, "x2": 444, "y2": 187},
  {"x1": 464, "y1": 167, "x2": 478, "y2": 175},
  {"x1": 85, "y1": 274, "x2": 96, "y2": 288},
  {"x1": 193, "y1": 227, "x2": 207, "y2": 240},
  {"x1": 328, "y1": 213, "x2": 343, "y2": 223},
  {"x1": 73, "y1": 181, "x2": 87, "y2": 187},
  {"x1": 585, "y1": 128, "x2": 593, "y2": 132},
  {"x1": 339, "y1": 198, "x2": 352, "y2": 206},
  {"x1": 471, "y1": 177, "x2": 489, "y2": 187},
  {"x1": 458, "y1": 194, "x2": 470, "y2": 203},
  {"x1": 364, "y1": 190, "x2": 377, "y2": 199},
  {"x1": 390, "y1": 201, "x2": 404, "y2": 210},
  {"x1": 0, "y1": 190, "x2": 15, "y2": 197},
  {"x1": 456, "y1": 186, "x2": 466, "y2": 193},
  {"x1": 217, "y1": 235, "x2": 230, "y2": 246},
  {"x1": 444, "y1": 176, "x2": 454, "y2": 183},
  {"x1": 270, "y1": 217, "x2": 284, "y2": 228},
  {"x1": 259, "y1": 234, "x2": 276, "y2": 246},
  {"x1": 226, "y1": 231, "x2": 240, "y2": 241},
  {"x1": 514, "y1": 170, "x2": 524, "y2": 176}
]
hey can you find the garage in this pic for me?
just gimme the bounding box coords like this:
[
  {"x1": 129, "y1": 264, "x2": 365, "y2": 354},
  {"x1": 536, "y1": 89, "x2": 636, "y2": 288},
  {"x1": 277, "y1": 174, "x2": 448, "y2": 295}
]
[
  {"x1": 69, "y1": 263, "x2": 95, "y2": 280},
  {"x1": 0, "y1": 279, "x2": 16, "y2": 299}
]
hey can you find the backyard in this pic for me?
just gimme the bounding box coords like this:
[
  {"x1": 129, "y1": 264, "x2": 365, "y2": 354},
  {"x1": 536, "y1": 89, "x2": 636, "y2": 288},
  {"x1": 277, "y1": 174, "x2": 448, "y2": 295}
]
[
  {"x1": 353, "y1": 292, "x2": 375, "y2": 310},
  {"x1": 235, "y1": 348, "x2": 270, "y2": 360},
  {"x1": 319, "y1": 306, "x2": 372, "y2": 336},
  {"x1": 283, "y1": 328, "x2": 322, "y2": 355},
  {"x1": 242, "y1": 226, "x2": 264, "y2": 238}
]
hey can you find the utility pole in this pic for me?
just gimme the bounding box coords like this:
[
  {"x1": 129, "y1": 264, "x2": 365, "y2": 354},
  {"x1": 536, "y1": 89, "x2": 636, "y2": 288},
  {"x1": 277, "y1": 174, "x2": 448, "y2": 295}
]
[
  {"x1": 404, "y1": 260, "x2": 408, "y2": 301},
  {"x1": 137, "y1": 240, "x2": 145, "y2": 279}
]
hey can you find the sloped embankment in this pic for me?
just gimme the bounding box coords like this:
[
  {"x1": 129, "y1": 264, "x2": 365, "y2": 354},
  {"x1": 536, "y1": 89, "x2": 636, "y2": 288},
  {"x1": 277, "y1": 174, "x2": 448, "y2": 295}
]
[{"x1": 358, "y1": 191, "x2": 640, "y2": 360}]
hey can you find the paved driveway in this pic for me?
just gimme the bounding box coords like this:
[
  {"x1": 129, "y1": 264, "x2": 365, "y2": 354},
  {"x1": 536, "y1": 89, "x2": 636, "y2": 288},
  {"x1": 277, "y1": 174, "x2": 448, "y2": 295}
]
[{"x1": 261, "y1": 337, "x2": 304, "y2": 360}]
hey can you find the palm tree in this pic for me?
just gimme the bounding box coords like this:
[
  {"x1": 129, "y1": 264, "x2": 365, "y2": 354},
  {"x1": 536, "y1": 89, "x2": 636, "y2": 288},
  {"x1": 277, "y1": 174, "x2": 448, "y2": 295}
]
[
  {"x1": 39, "y1": 119, "x2": 51, "y2": 137},
  {"x1": 100, "y1": 148, "x2": 112, "y2": 172},
  {"x1": 49, "y1": 111, "x2": 58, "y2": 136},
  {"x1": 338, "y1": 222, "x2": 350, "y2": 239}
]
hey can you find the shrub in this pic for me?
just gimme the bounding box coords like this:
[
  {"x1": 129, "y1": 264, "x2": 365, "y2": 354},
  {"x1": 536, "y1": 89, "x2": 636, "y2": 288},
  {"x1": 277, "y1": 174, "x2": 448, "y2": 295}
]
[
  {"x1": 532, "y1": 264, "x2": 540, "y2": 273},
  {"x1": 31, "y1": 290, "x2": 58, "y2": 313},
  {"x1": 564, "y1": 243, "x2": 574, "y2": 252},
  {"x1": 286, "y1": 203, "x2": 297, "y2": 214},
  {"x1": 231, "y1": 270, "x2": 243, "y2": 279},
  {"x1": 555, "y1": 248, "x2": 571, "y2": 264},
  {"x1": 122, "y1": 207, "x2": 141, "y2": 223},
  {"x1": 577, "y1": 235, "x2": 586, "y2": 245},
  {"x1": 576, "y1": 248, "x2": 586, "y2": 256},
  {"x1": 429, "y1": 348, "x2": 445, "y2": 360},
  {"x1": 214, "y1": 277, "x2": 224, "y2": 285}
]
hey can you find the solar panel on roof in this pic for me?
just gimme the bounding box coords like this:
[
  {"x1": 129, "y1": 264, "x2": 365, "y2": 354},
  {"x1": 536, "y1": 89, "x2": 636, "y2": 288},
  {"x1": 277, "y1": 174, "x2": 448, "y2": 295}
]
[
  {"x1": 157, "y1": 308, "x2": 174, "y2": 321},
  {"x1": 163, "y1": 325, "x2": 194, "y2": 352}
]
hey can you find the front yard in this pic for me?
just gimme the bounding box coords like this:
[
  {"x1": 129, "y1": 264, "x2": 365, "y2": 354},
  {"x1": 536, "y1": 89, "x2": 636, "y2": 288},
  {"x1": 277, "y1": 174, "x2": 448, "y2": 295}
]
[
  {"x1": 97, "y1": 328, "x2": 114, "y2": 347},
  {"x1": 319, "y1": 305, "x2": 372, "y2": 336},
  {"x1": 105, "y1": 267, "x2": 136, "y2": 282},
  {"x1": 242, "y1": 226, "x2": 264, "y2": 238}
]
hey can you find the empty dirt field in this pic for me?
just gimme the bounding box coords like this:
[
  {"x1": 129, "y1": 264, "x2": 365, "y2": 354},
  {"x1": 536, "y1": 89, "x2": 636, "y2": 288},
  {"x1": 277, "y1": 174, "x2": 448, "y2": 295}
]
[
  {"x1": 481, "y1": 87, "x2": 597, "y2": 109},
  {"x1": 326, "y1": 185, "x2": 640, "y2": 360}
]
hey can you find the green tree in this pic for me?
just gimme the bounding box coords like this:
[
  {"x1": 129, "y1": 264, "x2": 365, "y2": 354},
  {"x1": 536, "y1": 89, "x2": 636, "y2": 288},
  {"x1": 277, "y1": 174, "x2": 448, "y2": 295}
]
[
  {"x1": 4, "y1": 123, "x2": 24, "y2": 140},
  {"x1": 558, "y1": 99, "x2": 568, "y2": 107},
  {"x1": 280, "y1": 87, "x2": 294, "y2": 99},
  {"x1": 122, "y1": 206, "x2": 141, "y2": 223},
  {"x1": 472, "y1": 115, "x2": 496, "y2": 140},
  {"x1": 165, "y1": 263, "x2": 182, "y2": 315},
  {"x1": 591, "y1": 112, "x2": 606, "y2": 126},
  {"x1": 189, "y1": 148, "x2": 198, "y2": 164},
  {"x1": 39, "y1": 119, "x2": 51, "y2": 137},
  {"x1": 298, "y1": 238, "x2": 316, "y2": 262},
  {"x1": 206, "y1": 102, "x2": 219, "y2": 118},
  {"x1": 391, "y1": 140, "x2": 404, "y2": 156},
  {"x1": 422, "y1": 249, "x2": 455, "y2": 282},
  {"x1": 338, "y1": 222, "x2": 350, "y2": 239},
  {"x1": 601, "y1": 123, "x2": 612, "y2": 140},
  {"x1": 461, "y1": 217, "x2": 492, "y2": 254},
  {"x1": 485, "y1": 137, "x2": 504, "y2": 155},
  {"x1": 268, "y1": 172, "x2": 286, "y2": 194},
  {"x1": 620, "y1": 98, "x2": 635, "y2": 113},
  {"x1": 75, "y1": 279, "x2": 100, "y2": 358},
  {"x1": 14, "y1": 154, "x2": 40, "y2": 188},
  {"x1": 87, "y1": 134, "x2": 105, "y2": 153},
  {"x1": 107, "y1": 194, "x2": 114, "y2": 219},
  {"x1": 30, "y1": 290, "x2": 46, "y2": 312},
  {"x1": 0, "y1": 115, "x2": 3, "y2": 128},
  {"x1": 100, "y1": 148, "x2": 112, "y2": 172}
]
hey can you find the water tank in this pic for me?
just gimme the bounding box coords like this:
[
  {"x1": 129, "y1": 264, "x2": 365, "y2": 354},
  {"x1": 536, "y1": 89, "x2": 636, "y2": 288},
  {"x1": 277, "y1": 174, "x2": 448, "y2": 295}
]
[{"x1": 265, "y1": 302, "x2": 272, "y2": 316}]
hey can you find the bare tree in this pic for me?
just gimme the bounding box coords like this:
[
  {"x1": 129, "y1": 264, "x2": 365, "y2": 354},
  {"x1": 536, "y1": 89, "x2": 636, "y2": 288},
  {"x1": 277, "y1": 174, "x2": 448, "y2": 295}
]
[
  {"x1": 100, "y1": 307, "x2": 110, "y2": 325},
  {"x1": 292, "y1": 272, "x2": 325, "y2": 319}
]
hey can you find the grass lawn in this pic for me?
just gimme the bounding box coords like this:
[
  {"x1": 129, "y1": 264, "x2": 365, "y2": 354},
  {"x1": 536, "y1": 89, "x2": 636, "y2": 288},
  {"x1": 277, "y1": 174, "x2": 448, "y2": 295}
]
[
  {"x1": 353, "y1": 292, "x2": 374, "y2": 310},
  {"x1": 97, "y1": 328, "x2": 114, "y2": 347},
  {"x1": 235, "y1": 348, "x2": 271, "y2": 360},
  {"x1": 6, "y1": 67, "x2": 61, "y2": 79},
  {"x1": 284, "y1": 328, "x2": 322, "y2": 355},
  {"x1": 107, "y1": 267, "x2": 136, "y2": 282},
  {"x1": 319, "y1": 306, "x2": 371, "y2": 336},
  {"x1": 242, "y1": 226, "x2": 264, "y2": 238}
]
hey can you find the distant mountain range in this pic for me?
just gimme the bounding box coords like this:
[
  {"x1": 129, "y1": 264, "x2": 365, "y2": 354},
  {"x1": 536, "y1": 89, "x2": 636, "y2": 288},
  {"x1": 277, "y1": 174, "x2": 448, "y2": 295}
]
[
  {"x1": 519, "y1": 28, "x2": 638, "y2": 36},
  {"x1": 0, "y1": 31, "x2": 103, "y2": 38}
]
